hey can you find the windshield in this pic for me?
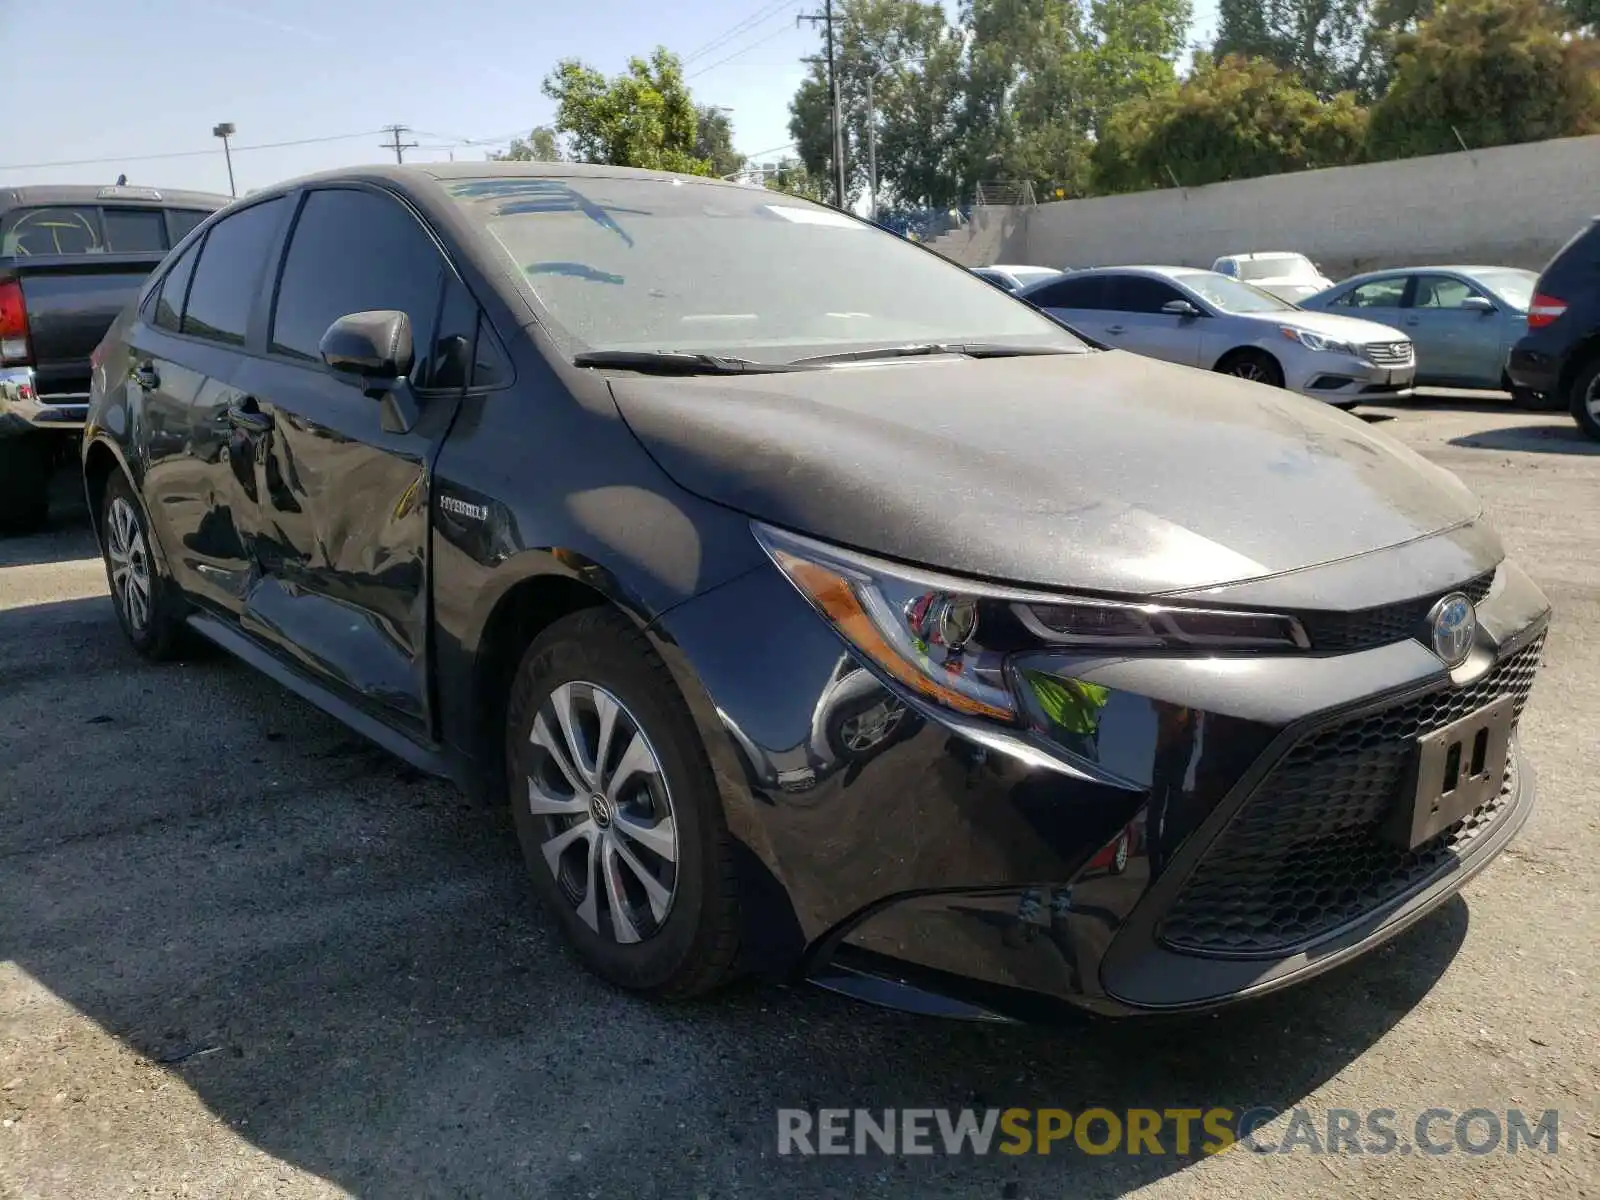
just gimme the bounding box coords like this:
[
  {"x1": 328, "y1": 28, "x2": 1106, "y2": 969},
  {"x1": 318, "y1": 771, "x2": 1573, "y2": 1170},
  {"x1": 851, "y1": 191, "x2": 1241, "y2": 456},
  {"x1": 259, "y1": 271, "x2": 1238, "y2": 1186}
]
[
  {"x1": 1173, "y1": 272, "x2": 1297, "y2": 314},
  {"x1": 446, "y1": 176, "x2": 1086, "y2": 361},
  {"x1": 1234, "y1": 255, "x2": 1317, "y2": 282},
  {"x1": 1471, "y1": 268, "x2": 1538, "y2": 313}
]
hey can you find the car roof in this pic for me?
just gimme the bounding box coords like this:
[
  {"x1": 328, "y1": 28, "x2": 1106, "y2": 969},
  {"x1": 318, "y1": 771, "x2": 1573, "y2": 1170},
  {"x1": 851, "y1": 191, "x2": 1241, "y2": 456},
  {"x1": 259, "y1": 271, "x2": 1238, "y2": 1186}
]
[
  {"x1": 988, "y1": 264, "x2": 1060, "y2": 273},
  {"x1": 1333, "y1": 265, "x2": 1532, "y2": 286},
  {"x1": 1216, "y1": 251, "x2": 1306, "y2": 261},
  {"x1": 0, "y1": 184, "x2": 233, "y2": 212}
]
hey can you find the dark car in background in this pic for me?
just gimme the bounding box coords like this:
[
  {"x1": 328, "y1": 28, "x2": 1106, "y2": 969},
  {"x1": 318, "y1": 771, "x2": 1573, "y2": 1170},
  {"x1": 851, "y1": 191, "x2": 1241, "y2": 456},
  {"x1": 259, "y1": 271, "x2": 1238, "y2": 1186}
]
[
  {"x1": 85, "y1": 162, "x2": 1548, "y2": 1021},
  {"x1": 1506, "y1": 216, "x2": 1600, "y2": 439},
  {"x1": 0, "y1": 183, "x2": 229, "y2": 530}
]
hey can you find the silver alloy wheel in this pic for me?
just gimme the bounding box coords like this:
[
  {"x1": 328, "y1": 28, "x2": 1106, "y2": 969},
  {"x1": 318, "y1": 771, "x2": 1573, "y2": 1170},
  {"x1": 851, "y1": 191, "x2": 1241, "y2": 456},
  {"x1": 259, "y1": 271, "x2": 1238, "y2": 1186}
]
[
  {"x1": 106, "y1": 496, "x2": 152, "y2": 634},
  {"x1": 527, "y1": 681, "x2": 678, "y2": 944},
  {"x1": 1227, "y1": 360, "x2": 1268, "y2": 383},
  {"x1": 839, "y1": 698, "x2": 906, "y2": 753}
]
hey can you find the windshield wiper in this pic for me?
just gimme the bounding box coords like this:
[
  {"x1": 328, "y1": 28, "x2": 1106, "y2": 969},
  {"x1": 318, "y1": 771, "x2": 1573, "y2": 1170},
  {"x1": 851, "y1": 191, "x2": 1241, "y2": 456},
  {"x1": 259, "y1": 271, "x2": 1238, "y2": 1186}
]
[
  {"x1": 787, "y1": 342, "x2": 1082, "y2": 366},
  {"x1": 571, "y1": 349, "x2": 797, "y2": 375}
]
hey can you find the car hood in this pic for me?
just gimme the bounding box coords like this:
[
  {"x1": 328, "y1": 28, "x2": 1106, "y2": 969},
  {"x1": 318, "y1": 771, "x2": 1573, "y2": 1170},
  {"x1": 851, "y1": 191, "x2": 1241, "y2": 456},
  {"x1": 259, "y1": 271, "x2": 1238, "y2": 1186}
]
[
  {"x1": 1251, "y1": 309, "x2": 1407, "y2": 344},
  {"x1": 608, "y1": 350, "x2": 1481, "y2": 596}
]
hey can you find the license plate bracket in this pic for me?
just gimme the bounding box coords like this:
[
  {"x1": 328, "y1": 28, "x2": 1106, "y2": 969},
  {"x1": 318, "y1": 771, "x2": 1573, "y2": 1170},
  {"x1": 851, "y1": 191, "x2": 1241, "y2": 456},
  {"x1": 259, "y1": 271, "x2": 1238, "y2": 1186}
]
[{"x1": 1383, "y1": 695, "x2": 1515, "y2": 851}]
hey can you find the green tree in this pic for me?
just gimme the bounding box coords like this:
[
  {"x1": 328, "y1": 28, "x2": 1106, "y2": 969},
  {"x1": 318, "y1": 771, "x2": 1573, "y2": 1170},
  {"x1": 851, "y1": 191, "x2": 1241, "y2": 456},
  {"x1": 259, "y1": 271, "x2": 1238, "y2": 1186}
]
[
  {"x1": 542, "y1": 48, "x2": 714, "y2": 174},
  {"x1": 491, "y1": 126, "x2": 562, "y2": 162},
  {"x1": 957, "y1": 0, "x2": 1189, "y2": 200},
  {"x1": 1092, "y1": 54, "x2": 1367, "y2": 191},
  {"x1": 787, "y1": 0, "x2": 965, "y2": 207},
  {"x1": 694, "y1": 105, "x2": 745, "y2": 177},
  {"x1": 1366, "y1": 0, "x2": 1600, "y2": 159},
  {"x1": 1211, "y1": 0, "x2": 1371, "y2": 96},
  {"x1": 765, "y1": 159, "x2": 830, "y2": 201}
]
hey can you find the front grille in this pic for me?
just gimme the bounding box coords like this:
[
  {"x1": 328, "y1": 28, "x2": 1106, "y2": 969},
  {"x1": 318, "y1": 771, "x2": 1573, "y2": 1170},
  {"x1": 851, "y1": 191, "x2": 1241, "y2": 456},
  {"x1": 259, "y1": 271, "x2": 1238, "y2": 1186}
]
[
  {"x1": 1295, "y1": 569, "x2": 1496, "y2": 654},
  {"x1": 1365, "y1": 341, "x2": 1415, "y2": 367},
  {"x1": 1158, "y1": 634, "x2": 1544, "y2": 957}
]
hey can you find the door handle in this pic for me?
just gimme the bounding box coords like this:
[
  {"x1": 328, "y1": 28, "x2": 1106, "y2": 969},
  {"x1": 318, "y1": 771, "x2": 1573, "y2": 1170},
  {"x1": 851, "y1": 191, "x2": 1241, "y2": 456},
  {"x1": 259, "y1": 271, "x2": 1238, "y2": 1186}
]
[
  {"x1": 132, "y1": 362, "x2": 160, "y2": 390},
  {"x1": 226, "y1": 397, "x2": 273, "y2": 434},
  {"x1": 1105, "y1": 324, "x2": 1127, "y2": 335},
  {"x1": 1403, "y1": 318, "x2": 1420, "y2": 327}
]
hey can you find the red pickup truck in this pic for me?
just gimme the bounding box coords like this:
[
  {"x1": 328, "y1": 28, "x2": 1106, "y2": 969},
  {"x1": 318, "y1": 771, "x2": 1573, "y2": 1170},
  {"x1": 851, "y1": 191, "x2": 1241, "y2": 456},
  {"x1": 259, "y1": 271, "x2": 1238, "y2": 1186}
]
[{"x1": 0, "y1": 183, "x2": 229, "y2": 531}]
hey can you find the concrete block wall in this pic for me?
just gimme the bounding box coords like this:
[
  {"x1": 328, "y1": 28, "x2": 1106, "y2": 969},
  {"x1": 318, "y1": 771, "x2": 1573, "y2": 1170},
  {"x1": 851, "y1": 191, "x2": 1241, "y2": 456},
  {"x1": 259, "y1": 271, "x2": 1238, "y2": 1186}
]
[{"x1": 929, "y1": 133, "x2": 1600, "y2": 278}]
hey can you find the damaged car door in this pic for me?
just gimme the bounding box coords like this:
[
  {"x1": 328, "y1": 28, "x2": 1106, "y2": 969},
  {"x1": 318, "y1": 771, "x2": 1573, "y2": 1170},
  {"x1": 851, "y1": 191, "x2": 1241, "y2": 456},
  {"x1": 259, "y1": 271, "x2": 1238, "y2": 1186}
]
[{"x1": 230, "y1": 184, "x2": 475, "y2": 735}]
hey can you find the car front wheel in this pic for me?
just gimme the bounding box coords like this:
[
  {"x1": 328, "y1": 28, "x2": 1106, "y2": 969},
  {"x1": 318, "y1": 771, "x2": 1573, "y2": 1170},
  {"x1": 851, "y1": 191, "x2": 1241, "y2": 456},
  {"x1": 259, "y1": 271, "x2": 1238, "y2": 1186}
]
[
  {"x1": 1217, "y1": 349, "x2": 1285, "y2": 389},
  {"x1": 504, "y1": 608, "x2": 741, "y2": 998}
]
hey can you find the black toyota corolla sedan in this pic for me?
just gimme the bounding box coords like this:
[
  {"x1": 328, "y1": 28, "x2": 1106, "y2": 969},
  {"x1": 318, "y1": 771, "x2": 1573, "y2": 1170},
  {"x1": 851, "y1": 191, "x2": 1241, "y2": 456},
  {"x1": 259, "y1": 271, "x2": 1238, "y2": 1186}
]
[{"x1": 83, "y1": 162, "x2": 1550, "y2": 1019}]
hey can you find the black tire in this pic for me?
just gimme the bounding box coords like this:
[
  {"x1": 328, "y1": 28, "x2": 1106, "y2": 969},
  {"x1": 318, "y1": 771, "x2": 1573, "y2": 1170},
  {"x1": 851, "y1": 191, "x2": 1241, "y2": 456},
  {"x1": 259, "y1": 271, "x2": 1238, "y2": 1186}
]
[
  {"x1": 504, "y1": 608, "x2": 740, "y2": 999},
  {"x1": 100, "y1": 471, "x2": 188, "y2": 660},
  {"x1": 1568, "y1": 357, "x2": 1600, "y2": 442},
  {"x1": 0, "y1": 434, "x2": 53, "y2": 534},
  {"x1": 1216, "y1": 349, "x2": 1285, "y2": 389}
]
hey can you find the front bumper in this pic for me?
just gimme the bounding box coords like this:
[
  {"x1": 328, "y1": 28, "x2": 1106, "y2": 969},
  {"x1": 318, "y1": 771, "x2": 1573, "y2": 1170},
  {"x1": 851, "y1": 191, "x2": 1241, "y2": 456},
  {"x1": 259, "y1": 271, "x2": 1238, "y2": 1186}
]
[
  {"x1": 0, "y1": 366, "x2": 89, "y2": 437},
  {"x1": 651, "y1": 550, "x2": 1550, "y2": 1019},
  {"x1": 1287, "y1": 350, "x2": 1416, "y2": 405}
]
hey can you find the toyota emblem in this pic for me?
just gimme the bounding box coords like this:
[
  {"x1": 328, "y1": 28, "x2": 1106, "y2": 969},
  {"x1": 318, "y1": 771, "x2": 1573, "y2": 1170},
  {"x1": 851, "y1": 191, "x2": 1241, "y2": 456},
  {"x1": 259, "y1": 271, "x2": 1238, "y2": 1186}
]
[{"x1": 1428, "y1": 593, "x2": 1476, "y2": 667}]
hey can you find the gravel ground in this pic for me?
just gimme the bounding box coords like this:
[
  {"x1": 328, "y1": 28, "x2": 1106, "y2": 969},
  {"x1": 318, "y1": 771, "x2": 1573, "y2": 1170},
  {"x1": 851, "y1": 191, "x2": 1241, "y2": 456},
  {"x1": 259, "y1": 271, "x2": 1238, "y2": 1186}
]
[{"x1": 1, "y1": 398, "x2": 1596, "y2": 1200}]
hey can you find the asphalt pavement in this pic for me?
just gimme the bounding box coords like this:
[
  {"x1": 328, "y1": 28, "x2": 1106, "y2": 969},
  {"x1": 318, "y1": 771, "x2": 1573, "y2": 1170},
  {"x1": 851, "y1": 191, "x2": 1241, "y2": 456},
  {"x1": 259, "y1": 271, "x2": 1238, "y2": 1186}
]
[{"x1": 1, "y1": 397, "x2": 1596, "y2": 1199}]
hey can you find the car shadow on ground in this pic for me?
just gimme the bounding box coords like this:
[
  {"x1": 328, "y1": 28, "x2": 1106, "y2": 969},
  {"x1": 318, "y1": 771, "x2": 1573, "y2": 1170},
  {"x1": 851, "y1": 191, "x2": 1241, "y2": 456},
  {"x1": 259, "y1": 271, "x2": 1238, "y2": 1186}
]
[
  {"x1": 0, "y1": 594, "x2": 1471, "y2": 1198},
  {"x1": 0, "y1": 471, "x2": 96, "y2": 567},
  {"x1": 1448, "y1": 423, "x2": 1598, "y2": 456}
]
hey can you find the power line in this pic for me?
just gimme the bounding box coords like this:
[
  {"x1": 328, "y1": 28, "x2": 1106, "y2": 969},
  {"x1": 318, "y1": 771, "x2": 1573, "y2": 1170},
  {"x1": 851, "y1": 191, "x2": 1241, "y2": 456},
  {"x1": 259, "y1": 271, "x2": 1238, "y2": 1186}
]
[
  {"x1": 683, "y1": 0, "x2": 796, "y2": 64},
  {"x1": 381, "y1": 124, "x2": 420, "y2": 164},
  {"x1": 798, "y1": 0, "x2": 847, "y2": 207},
  {"x1": 687, "y1": 20, "x2": 801, "y2": 78},
  {"x1": 0, "y1": 129, "x2": 388, "y2": 173}
]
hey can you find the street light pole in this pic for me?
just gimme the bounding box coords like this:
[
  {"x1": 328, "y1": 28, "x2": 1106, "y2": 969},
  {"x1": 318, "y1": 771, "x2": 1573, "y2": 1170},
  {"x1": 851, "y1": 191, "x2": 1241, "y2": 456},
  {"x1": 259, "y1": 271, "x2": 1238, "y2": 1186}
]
[
  {"x1": 212, "y1": 123, "x2": 237, "y2": 198},
  {"x1": 865, "y1": 75, "x2": 878, "y2": 223}
]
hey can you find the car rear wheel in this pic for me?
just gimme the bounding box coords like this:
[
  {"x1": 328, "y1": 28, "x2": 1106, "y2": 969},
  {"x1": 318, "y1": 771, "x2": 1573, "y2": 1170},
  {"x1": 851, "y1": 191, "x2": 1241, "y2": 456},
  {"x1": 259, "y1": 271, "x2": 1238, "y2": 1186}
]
[
  {"x1": 504, "y1": 608, "x2": 740, "y2": 998},
  {"x1": 1569, "y1": 357, "x2": 1600, "y2": 442},
  {"x1": 1216, "y1": 349, "x2": 1285, "y2": 389},
  {"x1": 100, "y1": 471, "x2": 187, "y2": 659},
  {"x1": 0, "y1": 434, "x2": 53, "y2": 534}
]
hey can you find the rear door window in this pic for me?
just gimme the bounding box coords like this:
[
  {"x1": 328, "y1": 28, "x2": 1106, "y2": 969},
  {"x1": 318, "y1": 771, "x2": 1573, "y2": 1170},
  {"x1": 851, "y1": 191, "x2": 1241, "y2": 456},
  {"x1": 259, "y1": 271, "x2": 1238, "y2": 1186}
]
[
  {"x1": 153, "y1": 238, "x2": 202, "y2": 333},
  {"x1": 0, "y1": 206, "x2": 103, "y2": 256},
  {"x1": 181, "y1": 197, "x2": 286, "y2": 346},
  {"x1": 1029, "y1": 276, "x2": 1106, "y2": 309},
  {"x1": 103, "y1": 208, "x2": 170, "y2": 253}
]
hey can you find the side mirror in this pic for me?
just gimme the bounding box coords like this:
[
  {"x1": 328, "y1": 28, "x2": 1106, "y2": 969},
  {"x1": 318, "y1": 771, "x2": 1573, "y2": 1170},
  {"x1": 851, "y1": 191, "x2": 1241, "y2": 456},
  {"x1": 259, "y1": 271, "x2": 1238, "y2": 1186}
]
[
  {"x1": 320, "y1": 310, "x2": 414, "y2": 381},
  {"x1": 1459, "y1": 295, "x2": 1495, "y2": 314},
  {"x1": 1162, "y1": 299, "x2": 1202, "y2": 318}
]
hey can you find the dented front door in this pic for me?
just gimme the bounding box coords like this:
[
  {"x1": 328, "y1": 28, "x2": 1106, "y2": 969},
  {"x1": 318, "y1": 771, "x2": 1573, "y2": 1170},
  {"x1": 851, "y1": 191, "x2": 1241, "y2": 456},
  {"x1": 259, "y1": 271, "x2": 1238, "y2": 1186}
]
[{"x1": 229, "y1": 353, "x2": 458, "y2": 735}]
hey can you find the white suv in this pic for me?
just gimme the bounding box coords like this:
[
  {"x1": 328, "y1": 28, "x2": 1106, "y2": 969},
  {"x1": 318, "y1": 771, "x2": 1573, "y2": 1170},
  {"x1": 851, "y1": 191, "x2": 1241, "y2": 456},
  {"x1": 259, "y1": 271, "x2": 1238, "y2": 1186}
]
[{"x1": 1211, "y1": 252, "x2": 1334, "y2": 304}]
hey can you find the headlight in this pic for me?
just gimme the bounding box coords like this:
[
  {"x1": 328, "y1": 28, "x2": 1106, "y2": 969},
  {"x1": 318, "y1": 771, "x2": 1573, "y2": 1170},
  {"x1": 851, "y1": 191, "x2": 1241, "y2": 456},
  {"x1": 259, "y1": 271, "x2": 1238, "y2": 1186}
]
[
  {"x1": 1280, "y1": 326, "x2": 1356, "y2": 354},
  {"x1": 753, "y1": 524, "x2": 1310, "y2": 725}
]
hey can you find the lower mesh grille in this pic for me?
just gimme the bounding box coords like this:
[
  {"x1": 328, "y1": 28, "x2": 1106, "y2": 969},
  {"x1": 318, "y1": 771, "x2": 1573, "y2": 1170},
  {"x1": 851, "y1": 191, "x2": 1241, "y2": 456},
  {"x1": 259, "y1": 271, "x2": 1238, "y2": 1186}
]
[{"x1": 1158, "y1": 634, "x2": 1544, "y2": 957}]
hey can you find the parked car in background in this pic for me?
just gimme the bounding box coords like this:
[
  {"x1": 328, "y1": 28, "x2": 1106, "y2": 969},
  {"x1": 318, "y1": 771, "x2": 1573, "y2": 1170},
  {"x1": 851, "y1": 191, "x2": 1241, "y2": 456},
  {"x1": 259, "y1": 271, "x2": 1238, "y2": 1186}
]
[
  {"x1": 1301, "y1": 266, "x2": 1538, "y2": 394},
  {"x1": 1021, "y1": 266, "x2": 1414, "y2": 408},
  {"x1": 1506, "y1": 217, "x2": 1600, "y2": 439},
  {"x1": 1211, "y1": 252, "x2": 1334, "y2": 303},
  {"x1": 971, "y1": 264, "x2": 1066, "y2": 294},
  {"x1": 0, "y1": 183, "x2": 229, "y2": 531},
  {"x1": 84, "y1": 162, "x2": 1549, "y2": 1022}
]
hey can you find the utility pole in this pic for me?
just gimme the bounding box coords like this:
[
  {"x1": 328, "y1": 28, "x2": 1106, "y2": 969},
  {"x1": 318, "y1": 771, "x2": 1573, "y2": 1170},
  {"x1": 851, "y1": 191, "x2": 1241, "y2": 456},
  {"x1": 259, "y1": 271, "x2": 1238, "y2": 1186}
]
[
  {"x1": 865, "y1": 75, "x2": 878, "y2": 223},
  {"x1": 798, "y1": 2, "x2": 847, "y2": 208},
  {"x1": 381, "y1": 124, "x2": 418, "y2": 164},
  {"x1": 212, "y1": 123, "x2": 237, "y2": 198}
]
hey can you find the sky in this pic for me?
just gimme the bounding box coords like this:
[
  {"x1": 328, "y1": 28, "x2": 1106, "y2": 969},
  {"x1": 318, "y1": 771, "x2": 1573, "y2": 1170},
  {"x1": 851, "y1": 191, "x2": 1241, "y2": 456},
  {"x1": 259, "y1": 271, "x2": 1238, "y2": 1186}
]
[{"x1": 0, "y1": 0, "x2": 1219, "y2": 197}]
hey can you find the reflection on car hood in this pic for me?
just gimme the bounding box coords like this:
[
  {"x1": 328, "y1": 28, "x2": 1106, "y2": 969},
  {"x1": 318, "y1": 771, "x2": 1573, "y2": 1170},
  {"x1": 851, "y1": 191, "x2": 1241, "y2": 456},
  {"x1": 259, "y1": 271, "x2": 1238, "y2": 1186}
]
[
  {"x1": 1240, "y1": 308, "x2": 1410, "y2": 344},
  {"x1": 609, "y1": 350, "x2": 1481, "y2": 596}
]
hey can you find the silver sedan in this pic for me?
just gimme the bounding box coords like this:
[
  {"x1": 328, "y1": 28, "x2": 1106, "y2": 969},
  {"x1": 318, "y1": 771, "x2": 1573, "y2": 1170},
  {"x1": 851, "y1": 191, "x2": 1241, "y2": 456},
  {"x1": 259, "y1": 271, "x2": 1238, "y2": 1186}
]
[
  {"x1": 1298, "y1": 266, "x2": 1538, "y2": 391},
  {"x1": 1021, "y1": 265, "x2": 1415, "y2": 408}
]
